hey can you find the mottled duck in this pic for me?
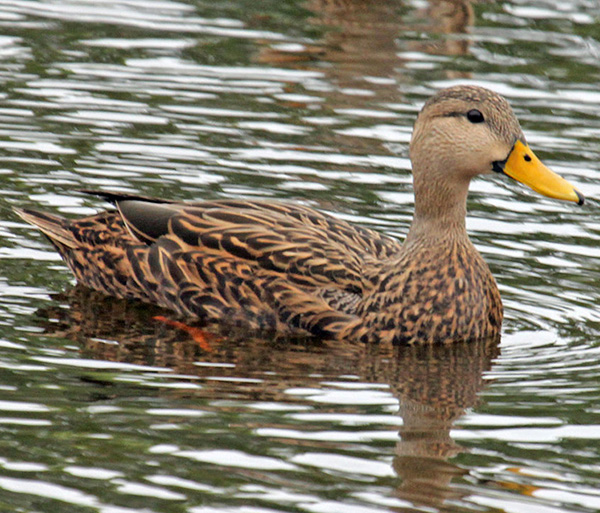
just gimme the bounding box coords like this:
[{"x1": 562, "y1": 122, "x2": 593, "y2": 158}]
[{"x1": 15, "y1": 86, "x2": 584, "y2": 344}]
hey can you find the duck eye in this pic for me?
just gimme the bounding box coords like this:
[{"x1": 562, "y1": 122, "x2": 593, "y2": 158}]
[{"x1": 466, "y1": 109, "x2": 485, "y2": 123}]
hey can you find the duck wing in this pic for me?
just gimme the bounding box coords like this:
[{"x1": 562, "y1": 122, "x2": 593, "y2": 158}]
[
  {"x1": 20, "y1": 191, "x2": 403, "y2": 338},
  {"x1": 106, "y1": 198, "x2": 397, "y2": 285}
]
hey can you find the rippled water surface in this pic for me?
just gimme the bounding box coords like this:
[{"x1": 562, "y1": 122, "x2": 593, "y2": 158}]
[{"x1": 1, "y1": 0, "x2": 600, "y2": 511}]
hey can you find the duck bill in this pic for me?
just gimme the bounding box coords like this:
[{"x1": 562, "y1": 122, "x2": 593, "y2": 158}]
[{"x1": 496, "y1": 140, "x2": 584, "y2": 205}]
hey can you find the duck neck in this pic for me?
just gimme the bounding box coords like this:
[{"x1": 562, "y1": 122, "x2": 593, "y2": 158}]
[{"x1": 405, "y1": 172, "x2": 471, "y2": 246}]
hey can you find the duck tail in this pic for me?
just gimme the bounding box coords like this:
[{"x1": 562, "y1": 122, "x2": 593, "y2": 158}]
[{"x1": 13, "y1": 207, "x2": 77, "y2": 250}]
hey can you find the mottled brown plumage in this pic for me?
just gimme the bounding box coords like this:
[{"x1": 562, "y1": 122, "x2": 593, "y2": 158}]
[{"x1": 14, "y1": 85, "x2": 583, "y2": 344}]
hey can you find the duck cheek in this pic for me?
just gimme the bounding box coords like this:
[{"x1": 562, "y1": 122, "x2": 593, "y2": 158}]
[{"x1": 459, "y1": 152, "x2": 497, "y2": 179}]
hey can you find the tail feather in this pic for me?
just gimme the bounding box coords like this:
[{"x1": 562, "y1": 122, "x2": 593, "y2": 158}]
[{"x1": 13, "y1": 207, "x2": 77, "y2": 249}]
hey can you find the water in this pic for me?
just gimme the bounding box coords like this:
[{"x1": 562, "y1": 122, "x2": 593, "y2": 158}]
[{"x1": 0, "y1": 0, "x2": 599, "y2": 511}]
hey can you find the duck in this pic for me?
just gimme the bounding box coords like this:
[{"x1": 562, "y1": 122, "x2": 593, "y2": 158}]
[{"x1": 14, "y1": 85, "x2": 584, "y2": 345}]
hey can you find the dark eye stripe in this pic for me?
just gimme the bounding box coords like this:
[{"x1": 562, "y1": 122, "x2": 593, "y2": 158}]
[{"x1": 441, "y1": 110, "x2": 486, "y2": 123}]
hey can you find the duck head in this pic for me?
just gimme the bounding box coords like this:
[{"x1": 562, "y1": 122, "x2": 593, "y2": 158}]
[{"x1": 409, "y1": 86, "x2": 583, "y2": 227}]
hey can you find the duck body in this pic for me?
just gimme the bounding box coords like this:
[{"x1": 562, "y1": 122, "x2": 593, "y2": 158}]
[
  {"x1": 15, "y1": 86, "x2": 582, "y2": 345},
  {"x1": 17, "y1": 193, "x2": 502, "y2": 345}
]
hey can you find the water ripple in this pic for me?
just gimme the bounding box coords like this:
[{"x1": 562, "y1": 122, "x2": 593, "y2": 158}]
[{"x1": 0, "y1": 1, "x2": 600, "y2": 513}]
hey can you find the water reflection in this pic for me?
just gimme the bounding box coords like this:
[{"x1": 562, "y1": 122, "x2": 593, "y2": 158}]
[
  {"x1": 258, "y1": 0, "x2": 475, "y2": 84},
  {"x1": 254, "y1": 0, "x2": 476, "y2": 171},
  {"x1": 37, "y1": 285, "x2": 499, "y2": 510},
  {"x1": 1, "y1": 0, "x2": 599, "y2": 511},
  {"x1": 392, "y1": 339, "x2": 498, "y2": 508}
]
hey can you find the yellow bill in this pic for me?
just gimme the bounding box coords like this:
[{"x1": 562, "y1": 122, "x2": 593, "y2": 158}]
[{"x1": 500, "y1": 139, "x2": 584, "y2": 205}]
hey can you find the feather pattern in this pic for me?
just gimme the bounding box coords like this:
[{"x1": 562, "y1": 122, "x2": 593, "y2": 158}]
[{"x1": 14, "y1": 86, "x2": 582, "y2": 344}]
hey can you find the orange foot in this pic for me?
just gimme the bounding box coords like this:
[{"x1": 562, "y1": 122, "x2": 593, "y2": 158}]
[{"x1": 153, "y1": 316, "x2": 216, "y2": 352}]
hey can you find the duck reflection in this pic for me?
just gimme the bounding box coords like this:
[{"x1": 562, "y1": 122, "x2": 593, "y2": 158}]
[
  {"x1": 253, "y1": 0, "x2": 477, "y2": 180},
  {"x1": 37, "y1": 285, "x2": 499, "y2": 510},
  {"x1": 256, "y1": 0, "x2": 475, "y2": 98},
  {"x1": 390, "y1": 341, "x2": 498, "y2": 506}
]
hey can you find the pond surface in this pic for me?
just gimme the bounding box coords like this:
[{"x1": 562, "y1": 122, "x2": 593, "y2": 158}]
[{"x1": 0, "y1": 0, "x2": 600, "y2": 512}]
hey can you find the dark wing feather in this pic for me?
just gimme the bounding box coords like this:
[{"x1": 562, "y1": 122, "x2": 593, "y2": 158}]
[{"x1": 116, "y1": 200, "x2": 183, "y2": 244}]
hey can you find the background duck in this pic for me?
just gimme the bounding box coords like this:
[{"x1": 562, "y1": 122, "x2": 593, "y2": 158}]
[{"x1": 14, "y1": 85, "x2": 584, "y2": 345}]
